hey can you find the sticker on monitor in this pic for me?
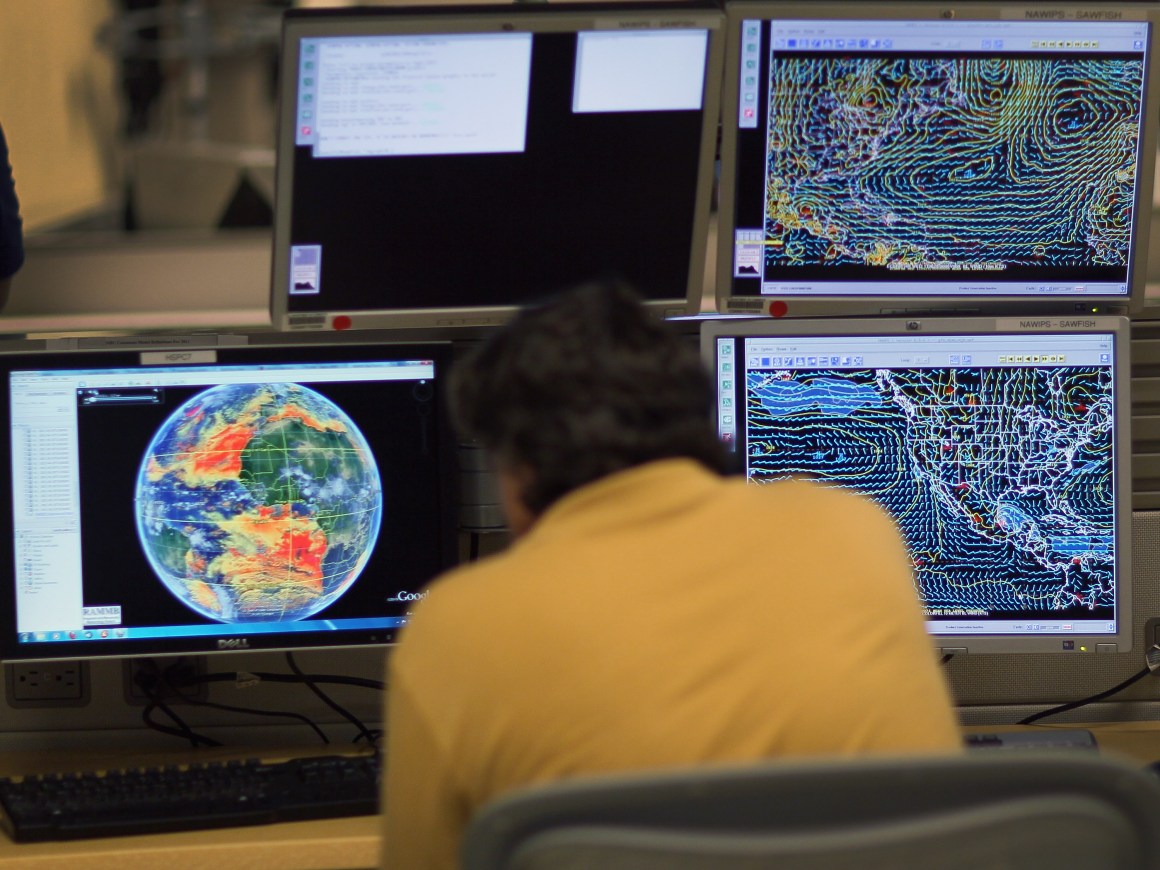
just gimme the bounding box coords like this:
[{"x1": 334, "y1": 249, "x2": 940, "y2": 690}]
[{"x1": 290, "y1": 245, "x2": 322, "y2": 296}]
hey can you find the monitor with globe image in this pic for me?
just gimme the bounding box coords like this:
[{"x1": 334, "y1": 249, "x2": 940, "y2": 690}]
[{"x1": 0, "y1": 339, "x2": 459, "y2": 662}]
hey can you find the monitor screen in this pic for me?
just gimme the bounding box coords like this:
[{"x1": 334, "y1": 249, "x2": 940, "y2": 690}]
[
  {"x1": 0, "y1": 336, "x2": 459, "y2": 662},
  {"x1": 716, "y1": 1, "x2": 1160, "y2": 318},
  {"x1": 271, "y1": 2, "x2": 724, "y2": 332},
  {"x1": 702, "y1": 315, "x2": 1132, "y2": 654}
]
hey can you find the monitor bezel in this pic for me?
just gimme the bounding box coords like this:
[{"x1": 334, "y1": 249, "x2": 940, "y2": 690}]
[
  {"x1": 715, "y1": 0, "x2": 1160, "y2": 320},
  {"x1": 270, "y1": 2, "x2": 726, "y2": 333},
  {"x1": 700, "y1": 313, "x2": 1133, "y2": 655},
  {"x1": 0, "y1": 333, "x2": 461, "y2": 664}
]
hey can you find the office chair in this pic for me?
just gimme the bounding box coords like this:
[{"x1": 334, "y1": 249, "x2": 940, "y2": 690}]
[{"x1": 461, "y1": 751, "x2": 1160, "y2": 870}]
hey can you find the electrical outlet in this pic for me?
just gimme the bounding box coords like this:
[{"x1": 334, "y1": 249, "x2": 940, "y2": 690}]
[
  {"x1": 1147, "y1": 617, "x2": 1160, "y2": 649},
  {"x1": 124, "y1": 656, "x2": 207, "y2": 705},
  {"x1": 5, "y1": 661, "x2": 89, "y2": 707}
]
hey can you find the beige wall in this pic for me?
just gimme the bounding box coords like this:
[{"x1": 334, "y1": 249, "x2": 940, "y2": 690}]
[{"x1": 0, "y1": 1, "x2": 119, "y2": 231}]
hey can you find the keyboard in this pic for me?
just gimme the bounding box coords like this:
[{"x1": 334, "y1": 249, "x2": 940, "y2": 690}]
[
  {"x1": 0, "y1": 752, "x2": 380, "y2": 842},
  {"x1": 963, "y1": 729, "x2": 1098, "y2": 751}
]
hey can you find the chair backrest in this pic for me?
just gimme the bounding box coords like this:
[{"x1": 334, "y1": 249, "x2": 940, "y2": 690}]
[{"x1": 461, "y1": 752, "x2": 1160, "y2": 870}]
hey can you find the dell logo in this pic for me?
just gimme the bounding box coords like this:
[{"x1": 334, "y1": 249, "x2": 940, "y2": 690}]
[
  {"x1": 217, "y1": 638, "x2": 250, "y2": 650},
  {"x1": 388, "y1": 590, "x2": 428, "y2": 603}
]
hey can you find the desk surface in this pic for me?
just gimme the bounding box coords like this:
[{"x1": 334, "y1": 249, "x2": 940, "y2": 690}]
[{"x1": 0, "y1": 746, "x2": 379, "y2": 870}]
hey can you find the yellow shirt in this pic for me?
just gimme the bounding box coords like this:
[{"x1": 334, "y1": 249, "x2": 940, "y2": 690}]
[{"x1": 382, "y1": 459, "x2": 961, "y2": 869}]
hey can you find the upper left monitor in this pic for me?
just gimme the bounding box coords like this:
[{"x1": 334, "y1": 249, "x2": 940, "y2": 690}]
[{"x1": 271, "y1": 2, "x2": 725, "y2": 332}]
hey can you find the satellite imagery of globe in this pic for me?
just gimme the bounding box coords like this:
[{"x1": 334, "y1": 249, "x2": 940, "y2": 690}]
[{"x1": 135, "y1": 382, "x2": 382, "y2": 623}]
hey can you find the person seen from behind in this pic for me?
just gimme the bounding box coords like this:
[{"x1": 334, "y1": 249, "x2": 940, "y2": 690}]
[{"x1": 381, "y1": 278, "x2": 961, "y2": 870}]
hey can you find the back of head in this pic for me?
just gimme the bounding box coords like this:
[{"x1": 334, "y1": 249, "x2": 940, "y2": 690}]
[{"x1": 450, "y1": 280, "x2": 728, "y2": 515}]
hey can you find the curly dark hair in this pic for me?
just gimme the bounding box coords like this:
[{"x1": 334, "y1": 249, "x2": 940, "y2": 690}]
[{"x1": 449, "y1": 280, "x2": 729, "y2": 515}]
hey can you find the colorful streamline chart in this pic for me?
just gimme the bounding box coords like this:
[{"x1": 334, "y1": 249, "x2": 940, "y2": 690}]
[
  {"x1": 763, "y1": 56, "x2": 1143, "y2": 274},
  {"x1": 135, "y1": 383, "x2": 382, "y2": 623},
  {"x1": 745, "y1": 365, "x2": 1114, "y2": 621},
  {"x1": 718, "y1": 7, "x2": 1158, "y2": 313}
]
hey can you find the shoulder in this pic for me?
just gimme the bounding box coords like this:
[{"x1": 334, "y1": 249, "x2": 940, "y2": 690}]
[
  {"x1": 726, "y1": 476, "x2": 908, "y2": 561},
  {"x1": 730, "y1": 475, "x2": 896, "y2": 521},
  {"x1": 0, "y1": 122, "x2": 22, "y2": 281},
  {"x1": 392, "y1": 551, "x2": 523, "y2": 657},
  {"x1": 409, "y1": 557, "x2": 503, "y2": 620}
]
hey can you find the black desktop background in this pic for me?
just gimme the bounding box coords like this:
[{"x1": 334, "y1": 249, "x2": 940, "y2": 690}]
[
  {"x1": 71, "y1": 363, "x2": 454, "y2": 634},
  {"x1": 285, "y1": 31, "x2": 710, "y2": 312}
]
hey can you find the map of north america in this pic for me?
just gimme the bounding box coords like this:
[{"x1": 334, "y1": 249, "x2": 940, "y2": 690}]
[{"x1": 746, "y1": 366, "x2": 1115, "y2": 617}]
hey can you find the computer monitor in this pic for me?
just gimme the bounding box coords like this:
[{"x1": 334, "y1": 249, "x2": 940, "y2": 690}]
[
  {"x1": 702, "y1": 314, "x2": 1132, "y2": 654},
  {"x1": 0, "y1": 335, "x2": 459, "y2": 662},
  {"x1": 716, "y1": 1, "x2": 1160, "y2": 318},
  {"x1": 271, "y1": 2, "x2": 725, "y2": 332}
]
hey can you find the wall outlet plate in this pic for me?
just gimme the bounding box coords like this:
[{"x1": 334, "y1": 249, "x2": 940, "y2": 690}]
[
  {"x1": 123, "y1": 656, "x2": 208, "y2": 706},
  {"x1": 1148, "y1": 617, "x2": 1160, "y2": 650},
  {"x1": 5, "y1": 662, "x2": 90, "y2": 708}
]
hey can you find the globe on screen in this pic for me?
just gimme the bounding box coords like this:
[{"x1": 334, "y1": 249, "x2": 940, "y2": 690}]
[{"x1": 135, "y1": 382, "x2": 382, "y2": 623}]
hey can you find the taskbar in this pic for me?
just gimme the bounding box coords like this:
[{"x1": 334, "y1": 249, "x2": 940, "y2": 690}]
[
  {"x1": 927, "y1": 618, "x2": 1115, "y2": 636},
  {"x1": 17, "y1": 615, "x2": 408, "y2": 645}
]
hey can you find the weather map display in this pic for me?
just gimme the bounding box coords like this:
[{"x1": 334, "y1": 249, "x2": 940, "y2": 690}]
[
  {"x1": 761, "y1": 55, "x2": 1140, "y2": 280},
  {"x1": 0, "y1": 342, "x2": 458, "y2": 661},
  {"x1": 136, "y1": 382, "x2": 382, "y2": 624},
  {"x1": 717, "y1": 4, "x2": 1159, "y2": 314},
  {"x1": 705, "y1": 319, "x2": 1132, "y2": 654}
]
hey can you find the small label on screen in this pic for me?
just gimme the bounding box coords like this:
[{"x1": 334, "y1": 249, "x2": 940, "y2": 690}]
[
  {"x1": 141, "y1": 350, "x2": 218, "y2": 366},
  {"x1": 290, "y1": 245, "x2": 322, "y2": 296}
]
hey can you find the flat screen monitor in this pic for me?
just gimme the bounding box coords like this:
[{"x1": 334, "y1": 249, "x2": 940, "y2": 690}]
[
  {"x1": 716, "y1": 1, "x2": 1160, "y2": 319},
  {"x1": 271, "y1": 2, "x2": 725, "y2": 332},
  {"x1": 0, "y1": 335, "x2": 459, "y2": 662},
  {"x1": 702, "y1": 314, "x2": 1132, "y2": 654}
]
